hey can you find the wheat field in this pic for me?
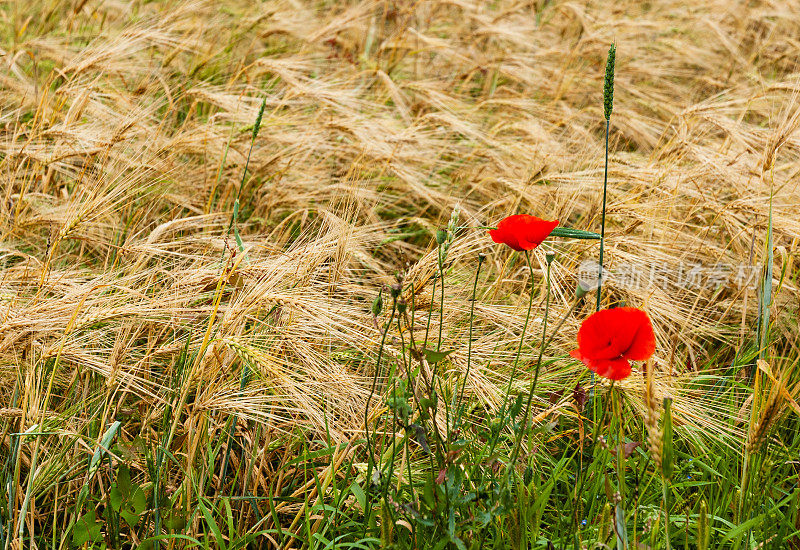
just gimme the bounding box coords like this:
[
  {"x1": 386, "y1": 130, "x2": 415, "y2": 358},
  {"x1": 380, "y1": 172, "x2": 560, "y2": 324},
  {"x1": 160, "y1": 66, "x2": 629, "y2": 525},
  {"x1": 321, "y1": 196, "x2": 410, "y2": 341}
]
[{"x1": 2, "y1": 0, "x2": 800, "y2": 548}]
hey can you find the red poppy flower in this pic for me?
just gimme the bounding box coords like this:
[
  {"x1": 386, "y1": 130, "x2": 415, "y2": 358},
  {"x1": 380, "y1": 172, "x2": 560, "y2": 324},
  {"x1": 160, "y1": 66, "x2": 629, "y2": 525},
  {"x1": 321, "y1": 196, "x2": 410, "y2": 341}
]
[
  {"x1": 489, "y1": 215, "x2": 558, "y2": 251},
  {"x1": 569, "y1": 307, "x2": 655, "y2": 380}
]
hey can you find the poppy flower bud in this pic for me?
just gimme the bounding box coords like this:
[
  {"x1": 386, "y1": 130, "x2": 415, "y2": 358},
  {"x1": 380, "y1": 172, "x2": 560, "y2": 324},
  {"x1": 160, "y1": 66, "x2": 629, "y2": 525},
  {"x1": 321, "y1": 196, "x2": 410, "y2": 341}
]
[
  {"x1": 390, "y1": 283, "x2": 402, "y2": 299},
  {"x1": 436, "y1": 229, "x2": 448, "y2": 245},
  {"x1": 397, "y1": 298, "x2": 407, "y2": 314},
  {"x1": 545, "y1": 251, "x2": 556, "y2": 264},
  {"x1": 371, "y1": 291, "x2": 383, "y2": 316}
]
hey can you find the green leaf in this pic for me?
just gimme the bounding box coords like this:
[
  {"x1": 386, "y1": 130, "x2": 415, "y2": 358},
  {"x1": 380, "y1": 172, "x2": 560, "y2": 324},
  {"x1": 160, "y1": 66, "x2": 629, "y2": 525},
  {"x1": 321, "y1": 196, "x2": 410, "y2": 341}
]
[
  {"x1": 121, "y1": 509, "x2": 140, "y2": 528},
  {"x1": 73, "y1": 510, "x2": 102, "y2": 546},
  {"x1": 421, "y1": 348, "x2": 453, "y2": 364},
  {"x1": 550, "y1": 227, "x2": 601, "y2": 240},
  {"x1": 614, "y1": 502, "x2": 628, "y2": 548},
  {"x1": 89, "y1": 420, "x2": 121, "y2": 478},
  {"x1": 199, "y1": 498, "x2": 226, "y2": 550},
  {"x1": 233, "y1": 200, "x2": 245, "y2": 253},
  {"x1": 117, "y1": 464, "x2": 132, "y2": 497},
  {"x1": 131, "y1": 487, "x2": 147, "y2": 516},
  {"x1": 422, "y1": 478, "x2": 436, "y2": 510},
  {"x1": 350, "y1": 482, "x2": 366, "y2": 512},
  {"x1": 661, "y1": 398, "x2": 674, "y2": 480},
  {"x1": 164, "y1": 510, "x2": 187, "y2": 531},
  {"x1": 110, "y1": 486, "x2": 123, "y2": 513}
]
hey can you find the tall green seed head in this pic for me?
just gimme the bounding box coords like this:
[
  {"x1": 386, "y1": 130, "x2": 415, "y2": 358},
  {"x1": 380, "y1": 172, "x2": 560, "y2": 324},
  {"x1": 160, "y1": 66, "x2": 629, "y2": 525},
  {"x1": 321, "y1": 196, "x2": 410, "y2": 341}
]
[
  {"x1": 252, "y1": 96, "x2": 267, "y2": 140},
  {"x1": 603, "y1": 43, "x2": 616, "y2": 121},
  {"x1": 698, "y1": 499, "x2": 710, "y2": 550},
  {"x1": 599, "y1": 502, "x2": 611, "y2": 542}
]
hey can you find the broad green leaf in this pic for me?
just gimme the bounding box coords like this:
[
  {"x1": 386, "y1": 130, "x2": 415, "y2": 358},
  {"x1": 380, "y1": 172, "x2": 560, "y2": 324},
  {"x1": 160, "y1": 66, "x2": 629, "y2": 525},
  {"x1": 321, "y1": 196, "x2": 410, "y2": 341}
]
[
  {"x1": 131, "y1": 487, "x2": 147, "y2": 516},
  {"x1": 121, "y1": 509, "x2": 140, "y2": 528},
  {"x1": 550, "y1": 227, "x2": 601, "y2": 240},
  {"x1": 421, "y1": 348, "x2": 453, "y2": 364},
  {"x1": 110, "y1": 486, "x2": 123, "y2": 513},
  {"x1": 117, "y1": 464, "x2": 132, "y2": 497},
  {"x1": 73, "y1": 510, "x2": 101, "y2": 546},
  {"x1": 89, "y1": 420, "x2": 121, "y2": 478},
  {"x1": 350, "y1": 482, "x2": 366, "y2": 512}
]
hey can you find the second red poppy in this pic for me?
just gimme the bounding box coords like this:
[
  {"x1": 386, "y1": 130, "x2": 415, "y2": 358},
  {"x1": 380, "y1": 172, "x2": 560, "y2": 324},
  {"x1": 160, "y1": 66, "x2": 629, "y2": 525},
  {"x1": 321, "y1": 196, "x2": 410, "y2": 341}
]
[{"x1": 570, "y1": 307, "x2": 656, "y2": 380}]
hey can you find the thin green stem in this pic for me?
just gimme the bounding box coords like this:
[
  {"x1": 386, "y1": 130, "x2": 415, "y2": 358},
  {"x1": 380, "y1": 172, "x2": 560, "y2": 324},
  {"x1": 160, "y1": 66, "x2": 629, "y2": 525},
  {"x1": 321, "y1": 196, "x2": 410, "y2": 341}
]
[
  {"x1": 662, "y1": 477, "x2": 672, "y2": 550},
  {"x1": 483, "y1": 251, "x2": 537, "y2": 461},
  {"x1": 363, "y1": 299, "x2": 397, "y2": 533},
  {"x1": 505, "y1": 257, "x2": 552, "y2": 476},
  {"x1": 424, "y1": 277, "x2": 436, "y2": 349},
  {"x1": 437, "y1": 245, "x2": 445, "y2": 352},
  {"x1": 569, "y1": 381, "x2": 614, "y2": 535},
  {"x1": 498, "y1": 251, "x2": 536, "y2": 417},
  {"x1": 456, "y1": 254, "x2": 485, "y2": 428},
  {"x1": 470, "y1": 293, "x2": 582, "y2": 483},
  {"x1": 613, "y1": 387, "x2": 625, "y2": 503},
  {"x1": 596, "y1": 118, "x2": 610, "y2": 312}
]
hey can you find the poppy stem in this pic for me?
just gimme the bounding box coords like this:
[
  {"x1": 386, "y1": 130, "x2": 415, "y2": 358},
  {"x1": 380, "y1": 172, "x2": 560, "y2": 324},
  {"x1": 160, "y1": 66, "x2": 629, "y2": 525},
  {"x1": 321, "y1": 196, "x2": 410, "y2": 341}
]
[
  {"x1": 362, "y1": 297, "x2": 397, "y2": 535},
  {"x1": 505, "y1": 252, "x2": 552, "y2": 479},
  {"x1": 455, "y1": 254, "x2": 485, "y2": 428},
  {"x1": 611, "y1": 386, "x2": 628, "y2": 549},
  {"x1": 612, "y1": 385, "x2": 626, "y2": 501},
  {"x1": 437, "y1": 241, "x2": 445, "y2": 352},
  {"x1": 568, "y1": 381, "x2": 614, "y2": 533},
  {"x1": 496, "y1": 251, "x2": 537, "y2": 424},
  {"x1": 481, "y1": 251, "x2": 538, "y2": 465}
]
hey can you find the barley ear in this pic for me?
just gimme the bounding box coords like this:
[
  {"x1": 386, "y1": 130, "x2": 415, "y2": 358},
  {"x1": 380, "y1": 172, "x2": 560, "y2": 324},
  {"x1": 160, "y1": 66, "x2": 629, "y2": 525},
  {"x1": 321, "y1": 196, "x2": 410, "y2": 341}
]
[{"x1": 644, "y1": 361, "x2": 663, "y2": 471}]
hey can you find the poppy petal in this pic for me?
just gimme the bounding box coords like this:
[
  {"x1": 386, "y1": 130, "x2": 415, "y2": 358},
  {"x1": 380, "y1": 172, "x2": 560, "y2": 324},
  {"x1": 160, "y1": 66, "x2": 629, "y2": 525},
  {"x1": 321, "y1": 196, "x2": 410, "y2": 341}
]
[
  {"x1": 623, "y1": 314, "x2": 656, "y2": 361},
  {"x1": 489, "y1": 226, "x2": 522, "y2": 251},
  {"x1": 489, "y1": 215, "x2": 557, "y2": 252},
  {"x1": 518, "y1": 218, "x2": 559, "y2": 250},
  {"x1": 586, "y1": 357, "x2": 632, "y2": 380},
  {"x1": 572, "y1": 307, "x2": 655, "y2": 381},
  {"x1": 576, "y1": 307, "x2": 655, "y2": 361},
  {"x1": 575, "y1": 309, "x2": 627, "y2": 360}
]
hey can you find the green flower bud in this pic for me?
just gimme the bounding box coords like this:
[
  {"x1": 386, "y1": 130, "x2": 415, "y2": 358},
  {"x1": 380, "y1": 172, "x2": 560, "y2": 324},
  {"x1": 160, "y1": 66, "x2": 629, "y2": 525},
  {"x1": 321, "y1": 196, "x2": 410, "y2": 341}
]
[
  {"x1": 371, "y1": 291, "x2": 383, "y2": 316},
  {"x1": 436, "y1": 229, "x2": 447, "y2": 245}
]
